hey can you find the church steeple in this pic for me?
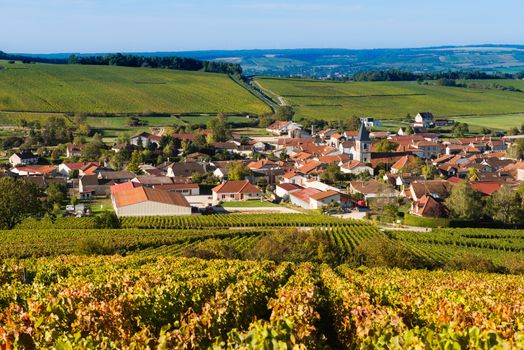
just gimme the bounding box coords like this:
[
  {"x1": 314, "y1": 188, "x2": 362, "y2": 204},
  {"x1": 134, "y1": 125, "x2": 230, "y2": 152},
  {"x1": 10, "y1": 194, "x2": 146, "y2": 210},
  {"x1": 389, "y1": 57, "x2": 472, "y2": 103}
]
[
  {"x1": 356, "y1": 123, "x2": 371, "y2": 142},
  {"x1": 354, "y1": 123, "x2": 371, "y2": 163}
]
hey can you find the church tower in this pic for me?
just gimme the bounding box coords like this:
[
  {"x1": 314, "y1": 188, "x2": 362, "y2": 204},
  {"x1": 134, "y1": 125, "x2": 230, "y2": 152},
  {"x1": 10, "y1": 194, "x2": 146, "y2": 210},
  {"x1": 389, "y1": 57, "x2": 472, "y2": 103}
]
[{"x1": 355, "y1": 123, "x2": 371, "y2": 163}]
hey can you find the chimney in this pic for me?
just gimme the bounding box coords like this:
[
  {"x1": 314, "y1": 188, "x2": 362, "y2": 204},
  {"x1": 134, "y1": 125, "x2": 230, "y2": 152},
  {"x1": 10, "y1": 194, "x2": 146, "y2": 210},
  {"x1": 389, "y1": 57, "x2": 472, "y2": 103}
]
[{"x1": 311, "y1": 124, "x2": 314, "y2": 137}]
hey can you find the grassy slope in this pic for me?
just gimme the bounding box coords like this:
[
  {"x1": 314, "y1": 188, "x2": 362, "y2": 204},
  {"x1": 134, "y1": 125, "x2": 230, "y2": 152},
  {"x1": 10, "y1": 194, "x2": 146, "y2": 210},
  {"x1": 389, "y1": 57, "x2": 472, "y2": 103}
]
[
  {"x1": 0, "y1": 61, "x2": 270, "y2": 115},
  {"x1": 255, "y1": 77, "x2": 524, "y2": 120}
]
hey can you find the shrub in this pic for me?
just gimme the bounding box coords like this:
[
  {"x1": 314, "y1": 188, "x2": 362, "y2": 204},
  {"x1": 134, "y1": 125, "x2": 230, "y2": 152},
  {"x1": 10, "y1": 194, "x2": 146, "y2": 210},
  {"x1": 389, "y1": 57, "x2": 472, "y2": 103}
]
[
  {"x1": 94, "y1": 211, "x2": 121, "y2": 229},
  {"x1": 183, "y1": 239, "x2": 241, "y2": 260},
  {"x1": 76, "y1": 239, "x2": 118, "y2": 256},
  {"x1": 445, "y1": 253, "x2": 498, "y2": 273},
  {"x1": 354, "y1": 239, "x2": 434, "y2": 269},
  {"x1": 247, "y1": 229, "x2": 342, "y2": 265},
  {"x1": 501, "y1": 255, "x2": 524, "y2": 275}
]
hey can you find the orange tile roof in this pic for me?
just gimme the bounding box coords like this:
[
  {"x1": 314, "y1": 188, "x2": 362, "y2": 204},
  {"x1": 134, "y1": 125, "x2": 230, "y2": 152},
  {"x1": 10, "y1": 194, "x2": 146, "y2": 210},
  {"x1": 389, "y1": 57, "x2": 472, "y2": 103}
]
[
  {"x1": 15, "y1": 165, "x2": 57, "y2": 174},
  {"x1": 310, "y1": 190, "x2": 340, "y2": 201},
  {"x1": 113, "y1": 187, "x2": 190, "y2": 208},
  {"x1": 290, "y1": 188, "x2": 321, "y2": 203},
  {"x1": 212, "y1": 180, "x2": 261, "y2": 194}
]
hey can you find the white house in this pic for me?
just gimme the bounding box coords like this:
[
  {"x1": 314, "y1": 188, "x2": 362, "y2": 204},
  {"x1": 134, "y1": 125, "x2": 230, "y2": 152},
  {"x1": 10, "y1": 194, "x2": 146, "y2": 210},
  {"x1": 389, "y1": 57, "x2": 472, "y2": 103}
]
[
  {"x1": 414, "y1": 112, "x2": 434, "y2": 128},
  {"x1": 129, "y1": 132, "x2": 161, "y2": 148},
  {"x1": 340, "y1": 160, "x2": 373, "y2": 176},
  {"x1": 9, "y1": 151, "x2": 38, "y2": 167},
  {"x1": 275, "y1": 183, "x2": 302, "y2": 200},
  {"x1": 309, "y1": 190, "x2": 341, "y2": 209},
  {"x1": 112, "y1": 186, "x2": 191, "y2": 217}
]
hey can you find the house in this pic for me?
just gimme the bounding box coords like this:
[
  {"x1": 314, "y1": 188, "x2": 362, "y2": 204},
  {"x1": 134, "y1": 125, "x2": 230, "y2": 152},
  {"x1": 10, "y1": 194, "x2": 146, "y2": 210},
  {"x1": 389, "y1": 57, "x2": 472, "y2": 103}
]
[
  {"x1": 212, "y1": 180, "x2": 262, "y2": 202},
  {"x1": 309, "y1": 190, "x2": 341, "y2": 209},
  {"x1": 98, "y1": 171, "x2": 135, "y2": 183},
  {"x1": 164, "y1": 162, "x2": 206, "y2": 178},
  {"x1": 409, "y1": 180, "x2": 453, "y2": 202},
  {"x1": 131, "y1": 176, "x2": 174, "y2": 187},
  {"x1": 349, "y1": 179, "x2": 397, "y2": 200},
  {"x1": 10, "y1": 165, "x2": 57, "y2": 177},
  {"x1": 414, "y1": 112, "x2": 434, "y2": 128},
  {"x1": 275, "y1": 183, "x2": 302, "y2": 200},
  {"x1": 58, "y1": 162, "x2": 99, "y2": 177},
  {"x1": 340, "y1": 160, "x2": 373, "y2": 176},
  {"x1": 266, "y1": 121, "x2": 302, "y2": 136},
  {"x1": 9, "y1": 151, "x2": 38, "y2": 167},
  {"x1": 281, "y1": 171, "x2": 304, "y2": 185},
  {"x1": 66, "y1": 144, "x2": 85, "y2": 158},
  {"x1": 79, "y1": 175, "x2": 114, "y2": 197},
  {"x1": 153, "y1": 183, "x2": 200, "y2": 196},
  {"x1": 289, "y1": 188, "x2": 321, "y2": 209},
  {"x1": 410, "y1": 194, "x2": 448, "y2": 218},
  {"x1": 411, "y1": 141, "x2": 444, "y2": 159},
  {"x1": 390, "y1": 155, "x2": 420, "y2": 174},
  {"x1": 112, "y1": 186, "x2": 191, "y2": 217},
  {"x1": 129, "y1": 132, "x2": 161, "y2": 148},
  {"x1": 361, "y1": 117, "x2": 382, "y2": 128}
]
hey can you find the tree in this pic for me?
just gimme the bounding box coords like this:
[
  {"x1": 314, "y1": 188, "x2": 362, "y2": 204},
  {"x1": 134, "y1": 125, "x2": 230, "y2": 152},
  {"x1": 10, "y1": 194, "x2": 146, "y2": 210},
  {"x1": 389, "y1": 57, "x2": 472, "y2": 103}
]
[
  {"x1": 452, "y1": 122, "x2": 469, "y2": 137},
  {"x1": 375, "y1": 139, "x2": 397, "y2": 153},
  {"x1": 487, "y1": 185, "x2": 522, "y2": 224},
  {"x1": 94, "y1": 211, "x2": 121, "y2": 229},
  {"x1": 227, "y1": 162, "x2": 252, "y2": 181},
  {"x1": 507, "y1": 127, "x2": 520, "y2": 136},
  {"x1": 445, "y1": 180, "x2": 482, "y2": 220},
  {"x1": 127, "y1": 150, "x2": 142, "y2": 174},
  {"x1": 506, "y1": 139, "x2": 524, "y2": 160},
  {"x1": 421, "y1": 164, "x2": 437, "y2": 180},
  {"x1": 320, "y1": 163, "x2": 343, "y2": 184},
  {"x1": 404, "y1": 126, "x2": 414, "y2": 135},
  {"x1": 275, "y1": 106, "x2": 295, "y2": 121},
  {"x1": 279, "y1": 149, "x2": 289, "y2": 161},
  {"x1": 207, "y1": 113, "x2": 230, "y2": 142},
  {"x1": 46, "y1": 183, "x2": 66, "y2": 206},
  {"x1": 0, "y1": 178, "x2": 46, "y2": 229},
  {"x1": 344, "y1": 115, "x2": 360, "y2": 131},
  {"x1": 480, "y1": 127, "x2": 492, "y2": 135}
]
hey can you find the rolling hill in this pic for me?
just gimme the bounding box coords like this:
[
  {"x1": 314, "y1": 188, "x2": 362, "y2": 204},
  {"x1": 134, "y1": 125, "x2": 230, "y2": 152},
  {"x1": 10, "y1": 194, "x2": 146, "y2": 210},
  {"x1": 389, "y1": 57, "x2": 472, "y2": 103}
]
[
  {"x1": 0, "y1": 61, "x2": 271, "y2": 117},
  {"x1": 21, "y1": 45, "x2": 524, "y2": 77},
  {"x1": 255, "y1": 76, "x2": 524, "y2": 123}
]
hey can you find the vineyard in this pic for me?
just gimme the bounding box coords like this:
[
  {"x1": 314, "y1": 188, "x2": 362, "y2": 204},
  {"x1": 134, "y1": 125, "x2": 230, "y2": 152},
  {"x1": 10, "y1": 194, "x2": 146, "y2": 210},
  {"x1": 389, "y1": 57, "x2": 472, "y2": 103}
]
[
  {"x1": 0, "y1": 61, "x2": 270, "y2": 116},
  {"x1": 2, "y1": 255, "x2": 524, "y2": 349},
  {"x1": 10, "y1": 217, "x2": 524, "y2": 266},
  {"x1": 17, "y1": 213, "x2": 362, "y2": 230}
]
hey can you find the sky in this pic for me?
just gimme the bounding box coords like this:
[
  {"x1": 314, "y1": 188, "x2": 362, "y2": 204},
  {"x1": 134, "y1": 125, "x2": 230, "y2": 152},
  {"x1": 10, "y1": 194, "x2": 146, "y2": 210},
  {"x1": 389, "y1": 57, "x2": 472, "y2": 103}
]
[{"x1": 1, "y1": 0, "x2": 523, "y2": 53}]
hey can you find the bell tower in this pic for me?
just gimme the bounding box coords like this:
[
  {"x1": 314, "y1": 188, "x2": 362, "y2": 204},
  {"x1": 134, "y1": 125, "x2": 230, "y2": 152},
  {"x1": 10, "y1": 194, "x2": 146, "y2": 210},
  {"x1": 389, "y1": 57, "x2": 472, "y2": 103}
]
[{"x1": 355, "y1": 123, "x2": 371, "y2": 163}]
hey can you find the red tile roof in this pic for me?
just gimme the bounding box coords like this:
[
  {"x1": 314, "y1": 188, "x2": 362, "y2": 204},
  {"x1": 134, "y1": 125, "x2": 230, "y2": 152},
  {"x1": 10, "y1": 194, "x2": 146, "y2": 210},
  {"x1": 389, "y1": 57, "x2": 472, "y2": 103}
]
[
  {"x1": 113, "y1": 187, "x2": 190, "y2": 208},
  {"x1": 310, "y1": 190, "x2": 340, "y2": 201},
  {"x1": 290, "y1": 188, "x2": 321, "y2": 203},
  {"x1": 212, "y1": 180, "x2": 261, "y2": 194}
]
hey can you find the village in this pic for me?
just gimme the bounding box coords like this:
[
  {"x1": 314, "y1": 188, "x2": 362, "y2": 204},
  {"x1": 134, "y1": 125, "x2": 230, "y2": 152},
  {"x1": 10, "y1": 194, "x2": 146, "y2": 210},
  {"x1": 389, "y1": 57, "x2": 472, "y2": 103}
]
[{"x1": 2, "y1": 112, "x2": 524, "y2": 226}]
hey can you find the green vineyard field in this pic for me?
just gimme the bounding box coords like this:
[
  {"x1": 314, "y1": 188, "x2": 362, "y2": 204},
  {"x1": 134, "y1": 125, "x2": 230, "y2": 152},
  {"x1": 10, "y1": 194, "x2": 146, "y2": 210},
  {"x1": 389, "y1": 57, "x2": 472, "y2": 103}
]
[{"x1": 2, "y1": 256, "x2": 524, "y2": 348}]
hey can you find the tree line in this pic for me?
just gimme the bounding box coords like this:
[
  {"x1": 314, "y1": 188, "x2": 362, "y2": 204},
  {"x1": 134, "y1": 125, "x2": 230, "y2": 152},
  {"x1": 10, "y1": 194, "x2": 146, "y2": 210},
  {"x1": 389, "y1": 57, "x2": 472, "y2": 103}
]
[
  {"x1": 351, "y1": 69, "x2": 524, "y2": 82},
  {"x1": 69, "y1": 53, "x2": 242, "y2": 75}
]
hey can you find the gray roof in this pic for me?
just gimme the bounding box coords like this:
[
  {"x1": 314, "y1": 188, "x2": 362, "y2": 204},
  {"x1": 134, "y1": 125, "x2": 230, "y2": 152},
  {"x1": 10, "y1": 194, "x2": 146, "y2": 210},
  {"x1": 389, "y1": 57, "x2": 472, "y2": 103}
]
[{"x1": 356, "y1": 124, "x2": 371, "y2": 142}]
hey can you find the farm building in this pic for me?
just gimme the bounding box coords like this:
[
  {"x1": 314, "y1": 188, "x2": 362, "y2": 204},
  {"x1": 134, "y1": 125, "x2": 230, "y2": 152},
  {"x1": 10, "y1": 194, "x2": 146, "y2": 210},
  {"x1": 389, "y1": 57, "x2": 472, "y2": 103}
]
[
  {"x1": 309, "y1": 190, "x2": 341, "y2": 209},
  {"x1": 112, "y1": 186, "x2": 191, "y2": 217}
]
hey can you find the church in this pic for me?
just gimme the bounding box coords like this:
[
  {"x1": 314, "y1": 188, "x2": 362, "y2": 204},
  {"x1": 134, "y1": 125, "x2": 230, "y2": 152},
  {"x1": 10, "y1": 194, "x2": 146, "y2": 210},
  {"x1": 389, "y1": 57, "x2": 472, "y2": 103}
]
[{"x1": 350, "y1": 124, "x2": 372, "y2": 164}]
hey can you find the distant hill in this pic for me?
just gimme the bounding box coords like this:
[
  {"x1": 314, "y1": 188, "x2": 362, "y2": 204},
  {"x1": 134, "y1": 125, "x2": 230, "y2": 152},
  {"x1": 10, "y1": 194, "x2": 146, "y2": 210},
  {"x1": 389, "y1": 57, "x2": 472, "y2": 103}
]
[
  {"x1": 13, "y1": 45, "x2": 524, "y2": 77},
  {"x1": 0, "y1": 61, "x2": 270, "y2": 117}
]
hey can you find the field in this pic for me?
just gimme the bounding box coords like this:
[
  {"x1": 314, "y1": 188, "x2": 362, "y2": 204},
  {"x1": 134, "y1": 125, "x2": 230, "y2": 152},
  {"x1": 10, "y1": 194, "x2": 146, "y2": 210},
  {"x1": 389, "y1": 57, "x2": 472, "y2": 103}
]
[
  {"x1": 254, "y1": 76, "x2": 524, "y2": 120},
  {"x1": 3, "y1": 256, "x2": 524, "y2": 348},
  {"x1": 0, "y1": 61, "x2": 271, "y2": 119},
  {"x1": 4, "y1": 214, "x2": 524, "y2": 348},
  {"x1": 452, "y1": 113, "x2": 524, "y2": 131}
]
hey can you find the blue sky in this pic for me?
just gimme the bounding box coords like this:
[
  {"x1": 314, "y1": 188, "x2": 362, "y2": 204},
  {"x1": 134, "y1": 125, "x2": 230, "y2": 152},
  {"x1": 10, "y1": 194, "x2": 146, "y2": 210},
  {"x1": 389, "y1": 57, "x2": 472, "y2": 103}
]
[{"x1": 1, "y1": 0, "x2": 523, "y2": 53}]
